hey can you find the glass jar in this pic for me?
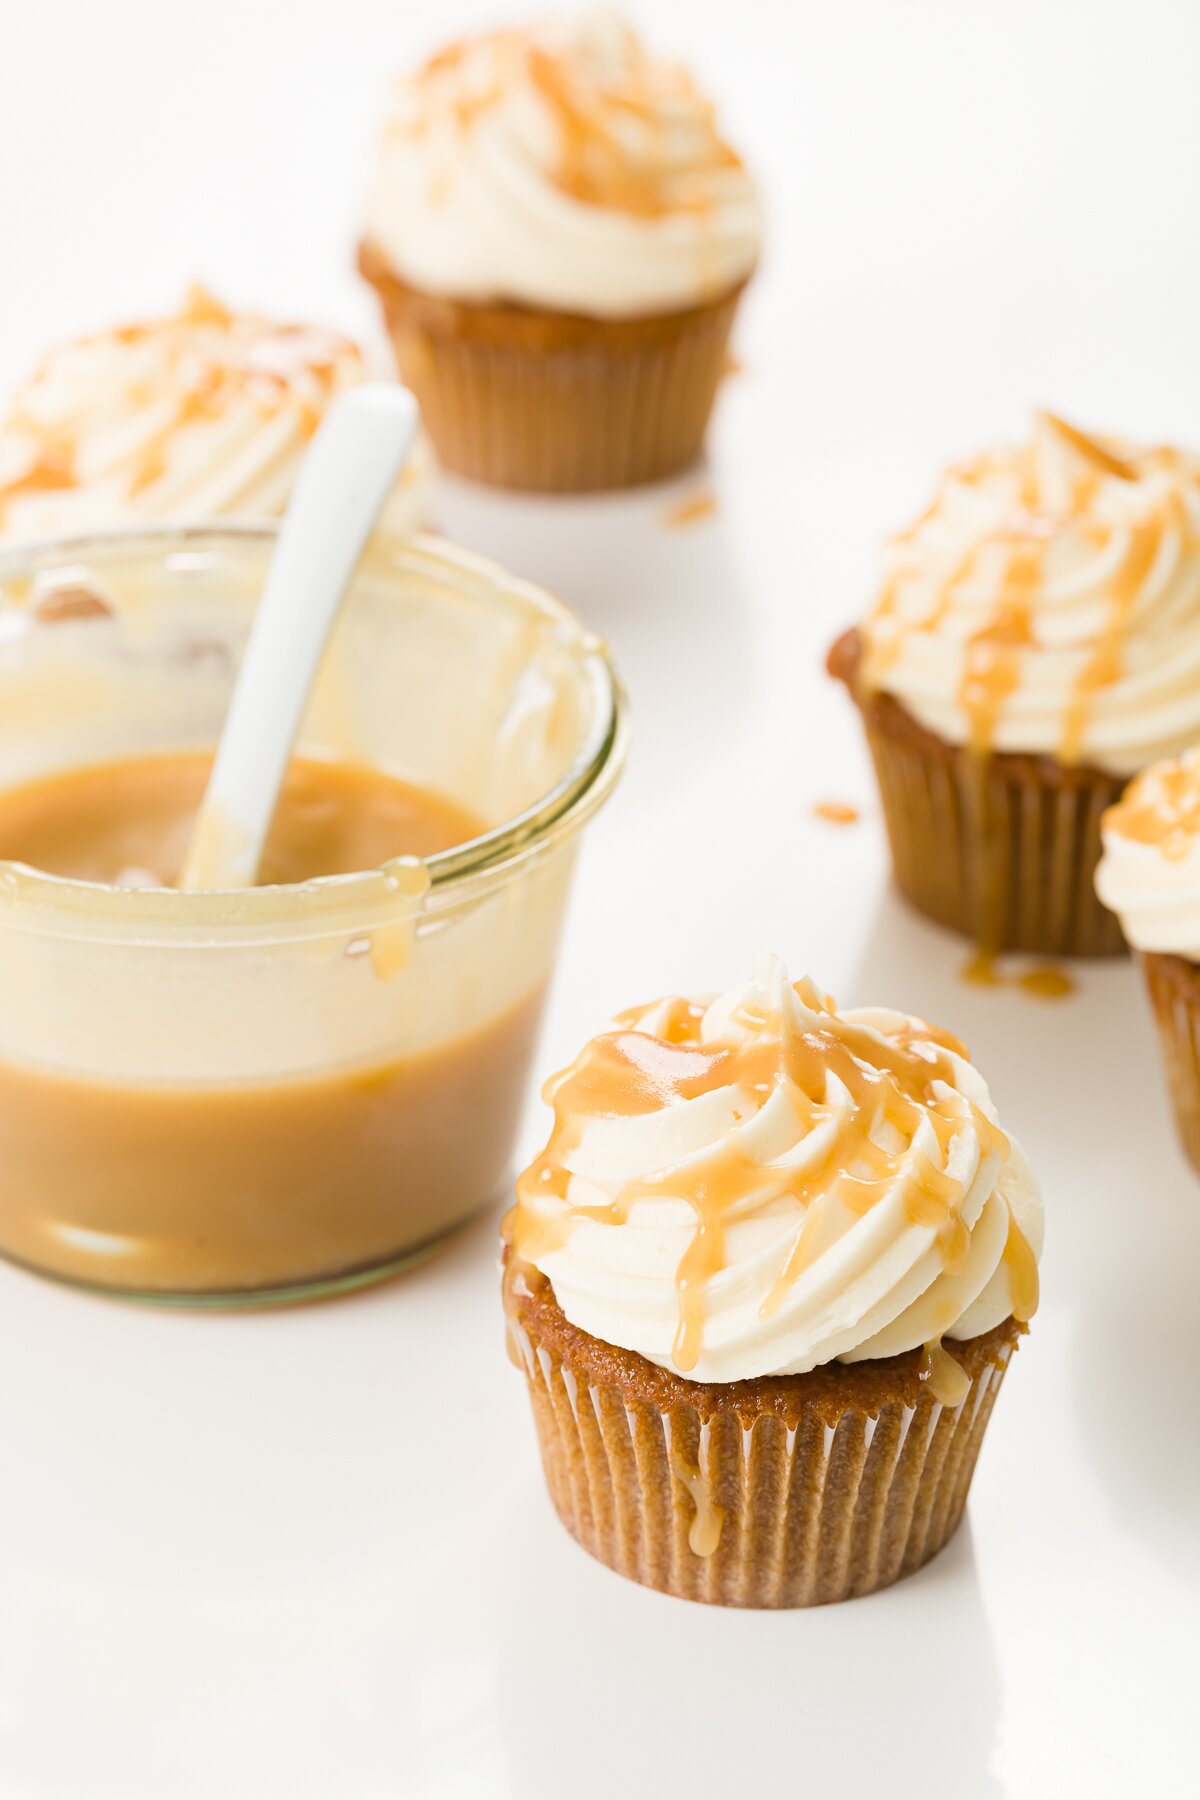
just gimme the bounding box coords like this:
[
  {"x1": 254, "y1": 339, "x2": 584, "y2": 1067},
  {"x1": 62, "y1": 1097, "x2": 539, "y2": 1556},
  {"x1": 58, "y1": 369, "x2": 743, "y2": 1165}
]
[{"x1": 0, "y1": 526, "x2": 627, "y2": 1303}]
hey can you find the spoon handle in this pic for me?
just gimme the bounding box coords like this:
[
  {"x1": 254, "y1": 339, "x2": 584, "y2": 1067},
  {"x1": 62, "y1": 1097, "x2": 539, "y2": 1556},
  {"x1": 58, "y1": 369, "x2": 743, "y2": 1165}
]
[{"x1": 181, "y1": 384, "x2": 419, "y2": 890}]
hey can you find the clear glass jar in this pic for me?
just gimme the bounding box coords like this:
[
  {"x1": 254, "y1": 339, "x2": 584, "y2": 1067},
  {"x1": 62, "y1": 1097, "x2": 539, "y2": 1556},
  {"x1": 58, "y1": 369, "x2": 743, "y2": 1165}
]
[{"x1": 0, "y1": 526, "x2": 627, "y2": 1303}]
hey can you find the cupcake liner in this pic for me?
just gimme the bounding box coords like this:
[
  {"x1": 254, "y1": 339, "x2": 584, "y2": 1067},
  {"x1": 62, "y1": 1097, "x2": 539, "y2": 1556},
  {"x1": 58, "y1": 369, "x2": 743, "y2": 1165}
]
[
  {"x1": 359, "y1": 243, "x2": 745, "y2": 493},
  {"x1": 506, "y1": 1267, "x2": 1023, "y2": 1608},
  {"x1": 1142, "y1": 951, "x2": 1200, "y2": 1174},
  {"x1": 829, "y1": 629, "x2": 1127, "y2": 957}
]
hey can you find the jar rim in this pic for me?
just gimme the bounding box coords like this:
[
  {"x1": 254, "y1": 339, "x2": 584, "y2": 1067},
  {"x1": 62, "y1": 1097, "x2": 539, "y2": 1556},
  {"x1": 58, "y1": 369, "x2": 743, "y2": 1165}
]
[{"x1": 0, "y1": 523, "x2": 629, "y2": 936}]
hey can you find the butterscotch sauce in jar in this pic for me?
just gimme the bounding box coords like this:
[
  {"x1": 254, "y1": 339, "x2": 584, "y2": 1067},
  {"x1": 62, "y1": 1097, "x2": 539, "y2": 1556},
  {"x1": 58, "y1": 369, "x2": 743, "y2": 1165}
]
[{"x1": 0, "y1": 526, "x2": 626, "y2": 1301}]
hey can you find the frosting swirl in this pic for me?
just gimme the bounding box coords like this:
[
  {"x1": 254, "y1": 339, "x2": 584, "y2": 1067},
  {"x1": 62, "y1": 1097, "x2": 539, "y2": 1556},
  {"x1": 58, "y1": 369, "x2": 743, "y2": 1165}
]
[
  {"x1": 1097, "y1": 747, "x2": 1200, "y2": 955},
  {"x1": 512, "y1": 958, "x2": 1042, "y2": 1384},
  {"x1": 860, "y1": 411, "x2": 1200, "y2": 776},
  {"x1": 363, "y1": 11, "x2": 761, "y2": 318},
  {"x1": 0, "y1": 287, "x2": 430, "y2": 543}
]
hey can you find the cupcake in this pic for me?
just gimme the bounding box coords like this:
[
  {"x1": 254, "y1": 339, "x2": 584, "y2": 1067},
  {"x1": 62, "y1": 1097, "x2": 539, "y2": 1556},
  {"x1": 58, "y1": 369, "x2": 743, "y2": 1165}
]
[
  {"x1": 1097, "y1": 749, "x2": 1200, "y2": 1173},
  {"x1": 0, "y1": 286, "x2": 431, "y2": 543},
  {"x1": 504, "y1": 957, "x2": 1042, "y2": 1607},
  {"x1": 359, "y1": 11, "x2": 761, "y2": 492},
  {"x1": 829, "y1": 412, "x2": 1200, "y2": 959}
]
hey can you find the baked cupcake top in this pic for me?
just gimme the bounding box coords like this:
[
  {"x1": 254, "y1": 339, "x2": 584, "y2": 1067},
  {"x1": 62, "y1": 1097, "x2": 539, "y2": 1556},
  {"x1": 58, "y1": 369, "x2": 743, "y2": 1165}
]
[
  {"x1": 858, "y1": 411, "x2": 1200, "y2": 776},
  {"x1": 511, "y1": 957, "x2": 1042, "y2": 1384},
  {"x1": 0, "y1": 287, "x2": 429, "y2": 544},
  {"x1": 1097, "y1": 747, "x2": 1200, "y2": 956},
  {"x1": 363, "y1": 10, "x2": 761, "y2": 318}
]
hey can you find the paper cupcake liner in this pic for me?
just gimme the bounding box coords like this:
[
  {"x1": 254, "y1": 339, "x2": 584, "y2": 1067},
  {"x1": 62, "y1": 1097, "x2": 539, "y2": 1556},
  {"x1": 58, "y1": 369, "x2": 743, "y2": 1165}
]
[
  {"x1": 828, "y1": 630, "x2": 1126, "y2": 957},
  {"x1": 506, "y1": 1269, "x2": 1023, "y2": 1608},
  {"x1": 359, "y1": 244, "x2": 745, "y2": 493},
  {"x1": 1142, "y1": 952, "x2": 1200, "y2": 1174}
]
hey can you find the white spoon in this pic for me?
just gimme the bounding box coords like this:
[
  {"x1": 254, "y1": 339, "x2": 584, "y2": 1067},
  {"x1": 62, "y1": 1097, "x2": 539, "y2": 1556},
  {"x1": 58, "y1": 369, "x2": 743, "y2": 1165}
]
[{"x1": 180, "y1": 383, "x2": 419, "y2": 890}]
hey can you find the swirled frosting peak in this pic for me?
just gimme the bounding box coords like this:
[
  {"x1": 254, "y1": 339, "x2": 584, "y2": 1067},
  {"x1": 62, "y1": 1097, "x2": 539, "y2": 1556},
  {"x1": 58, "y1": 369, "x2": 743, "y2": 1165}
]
[
  {"x1": 861, "y1": 411, "x2": 1200, "y2": 776},
  {"x1": 512, "y1": 957, "x2": 1042, "y2": 1384},
  {"x1": 0, "y1": 287, "x2": 429, "y2": 543},
  {"x1": 1097, "y1": 747, "x2": 1200, "y2": 955},
  {"x1": 364, "y1": 11, "x2": 762, "y2": 317}
]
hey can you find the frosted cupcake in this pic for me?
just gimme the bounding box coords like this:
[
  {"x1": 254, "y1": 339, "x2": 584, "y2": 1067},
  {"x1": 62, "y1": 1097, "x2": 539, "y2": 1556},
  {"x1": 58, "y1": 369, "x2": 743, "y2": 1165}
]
[
  {"x1": 504, "y1": 958, "x2": 1042, "y2": 1607},
  {"x1": 1097, "y1": 749, "x2": 1200, "y2": 1172},
  {"x1": 359, "y1": 11, "x2": 761, "y2": 492},
  {"x1": 830, "y1": 412, "x2": 1200, "y2": 959},
  {"x1": 0, "y1": 287, "x2": 430, "y2": 542}
]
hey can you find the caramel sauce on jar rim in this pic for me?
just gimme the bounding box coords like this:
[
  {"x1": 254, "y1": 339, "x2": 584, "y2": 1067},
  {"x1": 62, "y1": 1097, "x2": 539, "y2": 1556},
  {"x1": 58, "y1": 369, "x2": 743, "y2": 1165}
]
[{"x1": 0, "y1": 525, "x2": 630, "y2": 936}]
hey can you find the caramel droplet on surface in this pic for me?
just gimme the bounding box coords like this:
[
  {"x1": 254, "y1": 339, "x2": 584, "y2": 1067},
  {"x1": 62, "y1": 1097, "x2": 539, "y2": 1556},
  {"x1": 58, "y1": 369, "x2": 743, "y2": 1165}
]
[
  {"x1": 962, "y1": 952, "x2": 1075, "y2": 1002},
  {"x1": 664, "y1": 490, "x2": 717, "y2": 530},
  {"x1": 813, "y1": 800, "x2": 860, "y2": 826},
  {"x1": 1017, "y1": 965, "x2": 1075, "y2": 1002}
]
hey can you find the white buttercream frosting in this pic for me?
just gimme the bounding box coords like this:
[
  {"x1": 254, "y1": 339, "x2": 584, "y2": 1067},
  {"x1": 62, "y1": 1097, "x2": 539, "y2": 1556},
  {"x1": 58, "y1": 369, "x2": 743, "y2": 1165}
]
[
  {"x1": 860, "y1": 411, "x2": 1200, "y2": 777},
  {"x1": 513, "y1": 957, "x2": 1042, "y2": 1383},
  {"x1": 1097, "y1": 747, "x2": 1200, "y2": 956},
  {"x1": 0, "y1": 288, "x2": 431, "y2": 543},
  {"x1": 363, "y1": 10, "x2": 761, "y2": 318}
]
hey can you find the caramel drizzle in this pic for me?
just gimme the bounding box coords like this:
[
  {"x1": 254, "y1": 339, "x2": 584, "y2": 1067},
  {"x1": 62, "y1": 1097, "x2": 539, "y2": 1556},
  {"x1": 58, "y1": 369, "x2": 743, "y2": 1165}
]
[
  {"x1": 958, "y1": 544, "x2": 1039, "y2": 753},
  {"x1": 514, "y1": 984, "x2": 1023, "y2": 1374},
  {"x1": 0, "y1": 287, "x2": 354, "y2": 523},
  {"x1": 1104, "y1": 749, "x2": 1200, "y2": 861},
  {"x1": 868, "y1": 413, "x2": 1196, "y2": 765},
  {"x1": 1060, "y1": 507, "x2": 1166, "y2": 765},
  {"x1": 398, "y1": 29, "x2": 740, "y2": 220}
]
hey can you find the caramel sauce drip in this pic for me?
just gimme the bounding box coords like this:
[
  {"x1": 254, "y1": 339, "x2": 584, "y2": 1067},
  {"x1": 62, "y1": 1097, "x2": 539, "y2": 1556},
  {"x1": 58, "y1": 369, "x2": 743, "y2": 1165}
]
[
  {"x1": 1060, "y1": 509, "x2": 1165, "y2": 765},
  {"x1": 515, "y1": 984, "x2": 1020, "y2": 1373},
  {"x1": 922, "y1": 1339, "x2": 970, "y2": 1407},
  {"x1": 1002, "y1": 1208, "x2": 1039, "y2": 1323},
  {"x1": 959, "y1": 546, "x2": 1038, "y2": 753},
  {"x1": 1104, "y1": 752, "x2": 1200, "y2": 861},
  {"x1": 867, "y1": 413, "x2": 1194, "y2": 767},
  {"x1": 670, "y1": 1450, "x2": 725, "y2": 1557}
]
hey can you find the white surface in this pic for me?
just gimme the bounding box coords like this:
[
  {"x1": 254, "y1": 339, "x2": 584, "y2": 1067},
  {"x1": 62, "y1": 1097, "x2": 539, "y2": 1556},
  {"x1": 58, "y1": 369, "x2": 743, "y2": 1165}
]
[
  {"x1": 182, "y1": 383, "x2": 419, "y2": 888},
  {"x1": 2, "y1": 2, "x2": 1198, "y2": 1795}
]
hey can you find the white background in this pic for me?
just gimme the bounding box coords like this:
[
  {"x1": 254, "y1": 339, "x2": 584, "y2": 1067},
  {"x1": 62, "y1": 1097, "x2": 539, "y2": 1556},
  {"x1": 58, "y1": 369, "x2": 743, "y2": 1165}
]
[{"x1": 2, "y1": 2, "x2": 1198, "y2": 1795}]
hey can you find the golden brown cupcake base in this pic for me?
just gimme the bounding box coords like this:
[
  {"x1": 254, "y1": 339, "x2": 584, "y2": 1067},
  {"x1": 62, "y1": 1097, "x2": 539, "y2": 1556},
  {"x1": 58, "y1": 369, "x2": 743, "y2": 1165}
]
[
  {"x1": 828, "y1": 629, "x2": 1127, "y2": 957},
  {"x1": 1142, "y1": 951, "x2": 1200, "y2": 1173},
  {"x1": 505, "y1": 1256, "x2": 1024, "y2": 1608},
  {"x1": 359, "y1": 242, "x2": 745, "y2": 493}
]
